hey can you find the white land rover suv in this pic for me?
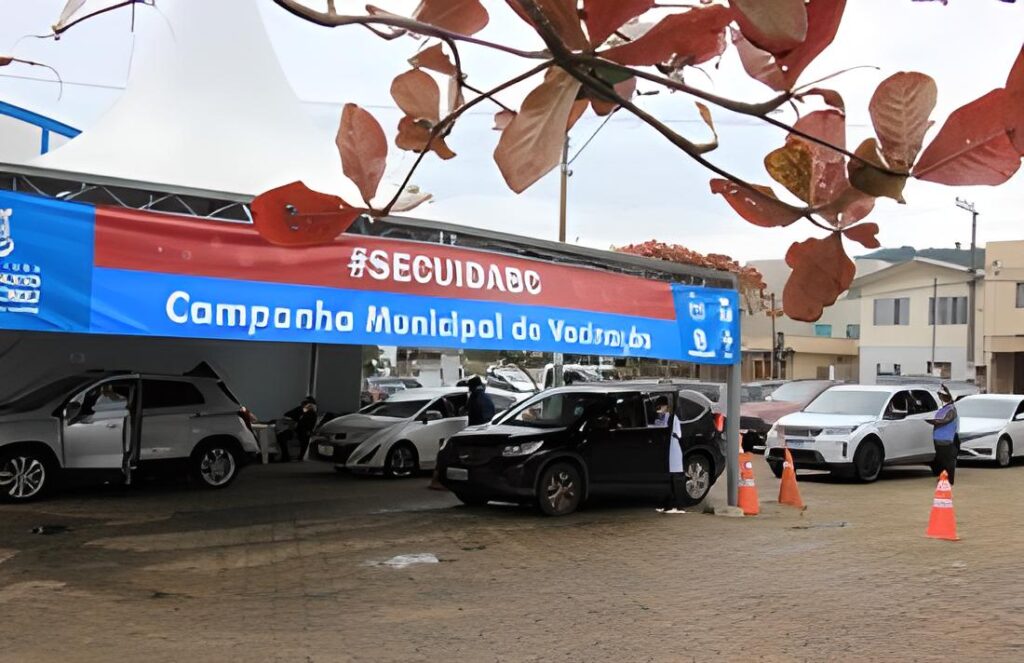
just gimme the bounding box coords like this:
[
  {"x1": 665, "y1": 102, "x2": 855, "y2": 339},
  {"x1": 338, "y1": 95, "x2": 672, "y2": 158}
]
[
  {"x1": 765, "y1": 384, "x2": 942, "y2": 482},
  {"x1": 0, "y1": 370, "x2": 258, "y2": 502}
]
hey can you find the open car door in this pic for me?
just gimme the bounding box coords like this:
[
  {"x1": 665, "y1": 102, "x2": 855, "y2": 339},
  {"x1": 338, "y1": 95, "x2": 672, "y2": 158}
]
[{"x1": 122, "y1": 375, "x2": 143, "y2": 485}]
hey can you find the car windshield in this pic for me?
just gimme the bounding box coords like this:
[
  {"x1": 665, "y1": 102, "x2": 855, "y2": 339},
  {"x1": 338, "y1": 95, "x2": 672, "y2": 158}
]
[
  {"x1": 359, "y1": 399, "x2": 429, "y2": 419},
  {"x1": 502, "y1": 392, "x2": 607, "y2": 428},
  {"x1": 0, "y1": 375, "x2": 99, "y2": 413},
  {"x1": 804, "y1": 390, "x2": 889, "y2": 416},
  {"x1": 769, "y1": 381, "x2": 828, "y2": 404},
  {"x1": 955, "y1": 398, "x2": 1018, "y2": 420},
  {"x1": 489, "y1": 367, "x2": 536, "y2": 392}
]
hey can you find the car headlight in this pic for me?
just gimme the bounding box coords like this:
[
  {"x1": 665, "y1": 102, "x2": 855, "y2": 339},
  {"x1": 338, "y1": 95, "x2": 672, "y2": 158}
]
[
  {"x1": 502, "y1": 441, "x2": 543, "y2": 457},
  {"x1": 822, "y1": 427, "x2": 856, "y2": 436}
]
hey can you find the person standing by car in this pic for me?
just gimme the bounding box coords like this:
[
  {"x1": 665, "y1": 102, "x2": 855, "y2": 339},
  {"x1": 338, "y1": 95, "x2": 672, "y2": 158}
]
[
  {"x1": 927, "y1": 385, "x2": 960, "y2": 484},
  {"x1": 656, "y1": 396, "x2": 687, "y2": 513},
  {"x1": 279, "y1": 397, "x2": 318, "y2": 462},
  {"x1": 467, "y1": 376, "x2": 495, "y2": 426}
]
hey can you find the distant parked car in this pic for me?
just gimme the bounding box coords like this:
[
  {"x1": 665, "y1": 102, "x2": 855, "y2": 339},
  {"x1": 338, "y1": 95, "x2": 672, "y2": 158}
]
[
  {"x1": 0, "y1": 370, "x2": 257, "y2": 502},
  {"x1": 312, "y1": 388, "x2": 517, "y2": 477},
  {"x1": 765, "y1": 384, "x2": 942, "y2": 482},
  {"x1": 741, "y1": 380, "x2": 837, "y2": 452},
  {"x1": 741, "y1": 380, "x2": 788, "y2": 403},
  {"x1": 875, "y1": 375, "x2": 980, "y2": 399},
  {"x1": 365, "y1": 376, "x2": 423, "y2": 402},
  {"x1": 955, "y1": 394, "x2": 1024, "y2": 467},
  {"x1": 436, "y1": 384, "x2": 726, "y2": 516}
]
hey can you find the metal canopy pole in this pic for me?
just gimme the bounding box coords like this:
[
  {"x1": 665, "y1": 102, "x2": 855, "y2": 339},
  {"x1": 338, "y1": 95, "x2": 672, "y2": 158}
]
[{"x1": 726, "y1": 308, "x2": 742, "y2": 507}]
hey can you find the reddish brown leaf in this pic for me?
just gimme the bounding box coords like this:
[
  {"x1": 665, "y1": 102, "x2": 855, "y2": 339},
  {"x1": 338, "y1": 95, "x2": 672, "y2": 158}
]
[
  {"x1": 783, "y1": 233, "x2": 855, "y2": 322},
  {"x1": 848, "y1": 138, "x2": 907, "y2": 203},
  {"x1": 409, "y1": 43, "x2": 456, "y2": 76},
  {"x1": 583, "y1": 0, "x2": 653, "y2": 46},
  {"x1": 390, "y1": 69, "x2": 440, "y2": 124},
  {"x1": 731, "y1": 0, "x2": 807, "y2": 54},
  {"x1": 494, "y1": 68, "x2": 582, "y2": 193},
  {"x1": 816, "y1": 186, "x2": 875, "y2": 228},
  {"x1": 396, "y1": 116, "x2": 456, "y2": 160},
  {"x1": 843, "y1": 223, "x2": 882, "y2": 250},
  {"x1": 775, "y1": 0, "x2": 847, "y2": 89},
  {"x1": 695, "y1": 101, "x2": 718, "y2": 146},
  {"x1": 336, "y1": 104, "x2": 388, "y2": 207},
  {"x1": 601, "y1": 6, "x2": 733, "y2": 67},
  {"x1": 251, "y1": 181, "x2": 361, "y2": 247},
  {"x1": 709, "y1": 179, "x2": 803, "y2": 228},
  {"x1": 590, "y1": 77, "x2": 636, "y2": 116},
  {"x1": 799, "y1": 87, "x2": 845, "y2": 112},
  {"x1": 732, "y1": 29, "x2": 787, "y2": 91},
  {"x1": 793, "y1": 110, "x2": 848, "y2": 210},
  {"x1": 869, "y1": 72, "x2": 937, "y2": 172},
  {"x1": 506, "y1": 0, "x2": 589, "y2": 50},
  {"x1": 764, "y1": 141, "x2": 813, "y2": 203},
  {"x1": 1005, "y1": 45, "x2": 1024, "y2": 155},
  {"x1": 493, "y1": 109, "x2": 516, "y2": 130},
  {"x1": 566, "y1": 99, "x2": 589, "y2": 130},
  {"x1": 414, "y1": 0, "x2": 489, "y2": 35},
  {"x1": 913, "y1": 89, "x2": 1022, "y2": 185},
  {"x1": 0, "y1": 56, "x2": 12, "y2": 67}
]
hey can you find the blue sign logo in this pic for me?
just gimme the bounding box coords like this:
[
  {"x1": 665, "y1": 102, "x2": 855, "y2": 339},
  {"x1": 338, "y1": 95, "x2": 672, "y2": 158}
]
[{"x1": 0, "y1": 208, "x2": 44, "y2": 316}]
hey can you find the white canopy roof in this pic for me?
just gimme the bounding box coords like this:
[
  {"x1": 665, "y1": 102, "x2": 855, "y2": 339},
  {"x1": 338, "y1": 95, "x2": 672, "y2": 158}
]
[{"x1": 30, "y1": 0, "x2": 359, "y2": 201}]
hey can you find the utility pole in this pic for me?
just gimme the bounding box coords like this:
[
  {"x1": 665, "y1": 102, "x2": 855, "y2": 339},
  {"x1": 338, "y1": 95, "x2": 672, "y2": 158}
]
[
  {"x1": 769, "y1": 293, "x2": 777, "y2": 380},
  {"x1": 955, "y1": 198, "x2": 979, "y2": 382},
  {"x1": 553, "y1": 136, "x2": 570, "y2": 386},
  {"x1": 931, "y1": 277, "x2": 937, "y2": 375}
]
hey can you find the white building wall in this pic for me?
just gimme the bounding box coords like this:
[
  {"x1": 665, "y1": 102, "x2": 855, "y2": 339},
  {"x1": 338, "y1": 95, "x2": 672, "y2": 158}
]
[{"x1": 859, "y1": 346, "x2": 970, "y2": 385}]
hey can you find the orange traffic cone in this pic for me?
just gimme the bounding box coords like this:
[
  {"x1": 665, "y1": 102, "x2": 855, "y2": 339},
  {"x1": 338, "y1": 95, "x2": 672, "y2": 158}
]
[
  {"x1": 925, "y1": 471, "x2": 959, "y2": 541},
  {"x1": 778, "y1": 447, "x2": 805, "y2": 509},
  {"x1": 738, "y1": 452, "x2": 760, "y2": 516}
]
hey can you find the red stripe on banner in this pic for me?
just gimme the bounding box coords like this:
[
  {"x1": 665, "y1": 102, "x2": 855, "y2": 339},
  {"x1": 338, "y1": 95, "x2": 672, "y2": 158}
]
[{"x1": 94, "y1": 206, "x2": 677, "y2": 319}]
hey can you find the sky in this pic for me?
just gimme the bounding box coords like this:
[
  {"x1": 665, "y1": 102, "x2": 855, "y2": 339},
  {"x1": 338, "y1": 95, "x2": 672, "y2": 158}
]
[{"x1": 0, "y1": 0, "x2": 1022, "y2": 263}]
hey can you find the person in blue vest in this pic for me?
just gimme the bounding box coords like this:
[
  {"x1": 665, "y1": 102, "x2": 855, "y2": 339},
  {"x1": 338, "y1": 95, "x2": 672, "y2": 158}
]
[{"x1": 927, "y1": 385, "x2": 960, "y2": 484}]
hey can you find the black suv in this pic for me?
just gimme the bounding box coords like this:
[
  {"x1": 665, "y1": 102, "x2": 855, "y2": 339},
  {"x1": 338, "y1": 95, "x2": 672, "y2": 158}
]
[{"x1": 436, "y1": 384, "x2": 726, "y2": 516}]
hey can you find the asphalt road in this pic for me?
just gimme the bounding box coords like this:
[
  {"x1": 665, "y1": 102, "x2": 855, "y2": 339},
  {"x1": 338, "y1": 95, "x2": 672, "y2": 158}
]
[{"x1": 2, "y1": 457, "x2": 1023, "y2": 662}]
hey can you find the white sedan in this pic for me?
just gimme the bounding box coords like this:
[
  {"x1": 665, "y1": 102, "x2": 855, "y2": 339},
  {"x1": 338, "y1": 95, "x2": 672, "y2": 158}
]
[
  {"x1": 311, "y1": 388, "x2": 516, "y2": 477},
  {"x1": 956, "y1": 394, "x2": 1024, "y2": 467}
]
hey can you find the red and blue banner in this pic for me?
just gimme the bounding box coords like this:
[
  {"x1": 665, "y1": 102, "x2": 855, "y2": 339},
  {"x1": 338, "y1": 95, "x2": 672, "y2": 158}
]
[{"x1": 0, "y1": 190, "x2": 740, "y2": 364}]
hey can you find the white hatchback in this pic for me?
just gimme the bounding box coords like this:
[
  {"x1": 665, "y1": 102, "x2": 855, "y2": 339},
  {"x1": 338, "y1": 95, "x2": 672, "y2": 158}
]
[
  {"x1": 955, "y1": 394, "x2": 1024, "y2": 467},
  {"x1": 765, "y1": 384, "x2": 942, "y2": 482}
]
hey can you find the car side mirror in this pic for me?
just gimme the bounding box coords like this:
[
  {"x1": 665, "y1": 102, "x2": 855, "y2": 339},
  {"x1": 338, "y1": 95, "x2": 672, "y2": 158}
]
[
  {"x1": 421, "y1": 410, "x2": 444, "y2": 423},
  {"x1": 1014, "y1": 412, "x2": 1024, "y2": 422},
  {"x1": 885, "y1": 409, "x2": 907, "y2": 421},
  {"x1": 64, "y1": 401, "x2": 82, "y2": 421}
]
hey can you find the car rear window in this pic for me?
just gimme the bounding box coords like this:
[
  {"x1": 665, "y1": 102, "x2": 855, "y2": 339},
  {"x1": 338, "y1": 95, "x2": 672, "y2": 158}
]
[{"x1": 142, "y1": 380, "x2": 205, "y2": 409}]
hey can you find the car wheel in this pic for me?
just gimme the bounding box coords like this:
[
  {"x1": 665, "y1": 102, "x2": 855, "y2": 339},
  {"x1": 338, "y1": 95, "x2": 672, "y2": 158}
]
[
  {"x1": 996, "y1": 437, "x2": 1012, "y2": 468},
  {"x1": 384, "y1": 442, "x2": 418, "y2": 479},
  {"x1": 0, "y1": 448, "x2": 54, "y2": 503},
  {"x1": 768, "y1": 460, "x2": 784, "y2": 479},
  {"x1": 537, "y1": 462, "x2": 583, "y2": 516},
  {"x1": 852, "y1": 440, "x2": 883, "y2": 483},
  {"x1": 191, "y1": 440, "x2": 240, "y2": 489},
  {"x1": 741, "y1": 434, "x2": 755, "y2": 453},
  {"x1": 453, "y1": 491, "x2": 488, "y2": 507},
  {"x1": 679, "y1": 453, "x2": 713, "y2": 506}
]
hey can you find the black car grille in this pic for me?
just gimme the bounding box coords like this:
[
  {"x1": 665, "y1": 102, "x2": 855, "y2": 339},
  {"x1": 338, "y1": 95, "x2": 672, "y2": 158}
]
[
  {"x1": 768, "y1": 448, "x2": 825, "y2": 464},
  {"x1": 453, "y1": 444, "x2": 501, "y2": 467},
  {"x1": 783, "y1": 427, "x2": 822, "y2": 438}
]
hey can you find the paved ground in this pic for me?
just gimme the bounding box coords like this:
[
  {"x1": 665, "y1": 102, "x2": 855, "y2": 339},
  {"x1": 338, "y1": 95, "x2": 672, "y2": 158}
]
[{"x1": 2, "y1": 456, "x2": 1023, "y2": 662}]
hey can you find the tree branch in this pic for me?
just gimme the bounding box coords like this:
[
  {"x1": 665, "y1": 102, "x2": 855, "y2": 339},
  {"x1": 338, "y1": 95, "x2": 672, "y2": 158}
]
[
  {"x1": 48, "y1": 0, "x2": 152, "y2": 38},
  {"x1": 462, "y1": 82, "x2": 515, "y2": 113},
  {"x1": 381, "y1": 60, "x2": 555, "y2": 215},
  {"x1": 270, "y1": 0, "x2": 549, "y2": 60}
]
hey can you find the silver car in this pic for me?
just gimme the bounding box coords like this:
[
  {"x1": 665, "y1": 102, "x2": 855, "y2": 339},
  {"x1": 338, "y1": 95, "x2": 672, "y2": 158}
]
[{"x1": 0, "y1": 371, "x2": 258, "y2": 502}]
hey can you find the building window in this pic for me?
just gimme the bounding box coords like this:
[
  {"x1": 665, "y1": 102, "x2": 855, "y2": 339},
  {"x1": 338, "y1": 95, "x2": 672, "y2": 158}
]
[
  {"x1": 927, "y1": 361, "x2": 952, "y2": 379},
  {"x1": 1017, "y1": 283, "x2": 1024, "y2": 308},
  {"x1": 873, "y1": 298, "x2": 910, "y2": 326},
  {"x1": 814, "y1": 324, "x2": 832, "y2": 337},
  {"x1": 846, "y1": 324, "x2": 860, "y2": 339},
  {"x1": 929, "y1": 296, "x2": 968, "y2": 325},
  {"x1": 877, "y1": 363, "x2": 902, "y2": 376}
]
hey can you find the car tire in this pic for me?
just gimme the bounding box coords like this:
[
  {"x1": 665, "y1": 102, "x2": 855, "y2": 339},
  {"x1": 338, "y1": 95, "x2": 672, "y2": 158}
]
[
  {"x1": 852, "y1": 439, "x2": 883, "y2": 483},
  {"x1": 453, "y1": 491, "x2": 488, "y2": 507},
  {"x1": 190, "y1": 439, "x2": 241, "y2": 489},
  {"x1": 768, "y1": 460, "x2": 784, "y2": 479},
  {"x1": 0, "y1": 446, "x2": 56, "y2": 503},
  {"x1": 996, "y1": 437, "x2": 1012, "y2": 468},
  {"x1": 383, "y1": 442, "x2": 419, "y2": 479},
  {"x1": 537, "y1": 461, "x2": 583, "y2": 516},
  {"x1": 679, "y1": 452, "x2": 714, "y2": 506},
  {"x1": 741, "y1": 434, "x2": 755, "y2": 454}
]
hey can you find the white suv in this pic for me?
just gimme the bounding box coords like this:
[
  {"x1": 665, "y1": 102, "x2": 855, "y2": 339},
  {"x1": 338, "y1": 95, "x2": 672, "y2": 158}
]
[
  {"x1": 765, "y1": 385, "x2": 942, "y2": 482},
  {"x1": 0, "y1": 371, "x2": 258, "y2": 502}
]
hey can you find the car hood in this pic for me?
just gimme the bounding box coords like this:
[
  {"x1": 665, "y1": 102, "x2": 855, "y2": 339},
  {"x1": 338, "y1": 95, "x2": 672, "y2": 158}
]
[
  {"x1": 741, "y1": 400, "x2": 802, "y2": 424},
  {"x1": 777, "y1": 412, "x2": 876, "y2": 428},
  {"x1": 318, "y1": 414, "x2": 404, "y2": 435},
  {"x1": 450, "y1": 424, "x2": 559, "y2": 445},
  {"x1": 958, "y1": 417, "x2": 1005, "y2": 436}
]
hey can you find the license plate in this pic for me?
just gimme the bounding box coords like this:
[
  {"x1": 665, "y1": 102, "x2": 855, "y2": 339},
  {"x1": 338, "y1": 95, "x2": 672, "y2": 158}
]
[
  {"x1": 786, "y1": 439, "x2": 811, "y2": 448},
  {"x1": 317, "y1": 444, "x2": 334, "y2": 457},
  {"x1": 446, "y1": 467, "x2": 469, "y2": 481}
]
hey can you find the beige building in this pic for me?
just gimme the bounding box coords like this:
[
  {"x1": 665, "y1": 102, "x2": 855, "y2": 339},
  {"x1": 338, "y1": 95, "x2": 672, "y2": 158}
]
[
  {"x1": 849, "y1": 258, "x2": 984, "y2": 385},
  {"x1": 984, "y1": 240, "x2": 1024, "y2": 393},
  {"x1": 741, "y1": 259, "x2": 886, "y2": 382}
]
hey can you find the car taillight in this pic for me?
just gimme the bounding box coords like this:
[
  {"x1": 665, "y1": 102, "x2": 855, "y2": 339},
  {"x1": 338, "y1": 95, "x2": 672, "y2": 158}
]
[{"x1": 713, "y1": 413, "x2": 725, "y2": 433}]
